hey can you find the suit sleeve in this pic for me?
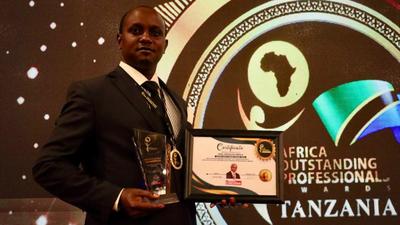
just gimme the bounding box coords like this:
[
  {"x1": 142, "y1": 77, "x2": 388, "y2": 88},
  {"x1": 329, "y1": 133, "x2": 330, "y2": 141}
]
[{"x1": 32, "y1": 81, "x2": 121, "y2": 222}]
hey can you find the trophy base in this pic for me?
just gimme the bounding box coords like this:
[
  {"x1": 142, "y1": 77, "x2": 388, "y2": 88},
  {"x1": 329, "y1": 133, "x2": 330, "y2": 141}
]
[{"x1": 155, "y1": 193, "x2": 180, "y2": 205}]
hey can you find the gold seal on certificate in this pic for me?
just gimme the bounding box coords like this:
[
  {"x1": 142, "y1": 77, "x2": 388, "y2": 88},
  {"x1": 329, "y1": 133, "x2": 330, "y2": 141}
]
[
  {"x1": 259, "y1": 169, "x2": 272, "y2": 182},
  {"x1": 132, "y1": 129, "x2": 179, "y2": 205},
  {"x1": 255, "y1": 139, "x2": 276, "y2": 161}
]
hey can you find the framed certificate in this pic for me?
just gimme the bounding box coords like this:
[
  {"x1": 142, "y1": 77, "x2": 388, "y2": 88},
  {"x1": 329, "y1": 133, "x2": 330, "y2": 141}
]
[{"x1": 185, "y1": 129, "x2": 283, "y2": 203}]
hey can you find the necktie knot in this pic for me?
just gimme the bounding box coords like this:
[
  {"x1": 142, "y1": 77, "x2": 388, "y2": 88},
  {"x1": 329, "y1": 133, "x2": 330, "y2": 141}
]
[
  {"x1": 141, "y1": 81, "x2": 171, "y2": 139},
  {"x1": 142, "y1": 81, "x2": 166, "y2": 115},
  {"x1": 142, "y1": 81, "x2": 160, "y2": 98}
]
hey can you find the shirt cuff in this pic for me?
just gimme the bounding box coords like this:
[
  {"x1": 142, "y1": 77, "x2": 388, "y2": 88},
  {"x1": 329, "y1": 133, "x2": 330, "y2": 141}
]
[{"x1": 113, "y1": 188, "x2": 124, "y2": 211}]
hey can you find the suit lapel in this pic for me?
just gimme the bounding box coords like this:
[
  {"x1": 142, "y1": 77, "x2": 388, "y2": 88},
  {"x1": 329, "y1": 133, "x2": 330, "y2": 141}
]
[{"x1": 108, "y1": 67, "x2": 165, "y2": 132}]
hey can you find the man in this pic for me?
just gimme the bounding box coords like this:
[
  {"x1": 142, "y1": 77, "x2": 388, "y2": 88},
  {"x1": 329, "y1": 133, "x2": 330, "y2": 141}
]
[
  {"x1": 226, "y1": 163, "x2": 240, "y2": 179},
  {"x1": 32, "y1": 6, "x2": 195, "y2": 225}
]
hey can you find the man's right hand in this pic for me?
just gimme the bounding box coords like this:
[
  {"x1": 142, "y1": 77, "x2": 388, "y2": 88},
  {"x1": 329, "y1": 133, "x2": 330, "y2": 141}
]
[{"x1": 119, "y1": 188, "x2": 165, "y2": 218}]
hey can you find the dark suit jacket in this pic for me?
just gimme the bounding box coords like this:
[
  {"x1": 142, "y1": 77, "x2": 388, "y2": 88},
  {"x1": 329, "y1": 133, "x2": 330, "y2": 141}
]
[
  {"x1": 32, "y1": 67, "x2": 195, "y2": 225},
  {"x1": 226, "y1": 171, "x2": 240, "y2": 179}
]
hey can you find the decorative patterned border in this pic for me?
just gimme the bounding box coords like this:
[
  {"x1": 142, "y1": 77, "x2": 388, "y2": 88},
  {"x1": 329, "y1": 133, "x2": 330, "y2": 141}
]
[
  {"x1": 196, "y1": 202, "x2": 217, "y2": 225},
  {"x1": 186, "y1": 0, "x2": 400, "y2": 110},
  {"x1": 155, "y1": 0, "x2": 195, "y2": 30}
]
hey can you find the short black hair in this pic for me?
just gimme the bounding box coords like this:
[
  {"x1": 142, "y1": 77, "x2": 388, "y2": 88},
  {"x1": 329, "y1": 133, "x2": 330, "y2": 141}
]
[{"x1": 118, "y1": 5, "x2": 161, "y2": 34}]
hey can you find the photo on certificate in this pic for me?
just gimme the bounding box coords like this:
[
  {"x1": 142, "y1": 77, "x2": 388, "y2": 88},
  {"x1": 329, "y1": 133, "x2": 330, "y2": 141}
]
[{"x1": 185, "y1": 129, "x2": 283, "y2": 203}]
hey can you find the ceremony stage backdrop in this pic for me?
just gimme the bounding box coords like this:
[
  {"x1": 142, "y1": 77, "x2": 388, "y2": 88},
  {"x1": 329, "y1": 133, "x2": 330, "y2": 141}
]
[{"x1": 0, "y1": 0, "x2": 399, "y2": 224}]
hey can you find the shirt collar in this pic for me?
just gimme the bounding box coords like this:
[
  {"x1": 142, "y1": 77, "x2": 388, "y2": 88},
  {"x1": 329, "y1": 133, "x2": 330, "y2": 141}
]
[{"x1": 119, "y1": 61, "x2": 159, "y2": 86}]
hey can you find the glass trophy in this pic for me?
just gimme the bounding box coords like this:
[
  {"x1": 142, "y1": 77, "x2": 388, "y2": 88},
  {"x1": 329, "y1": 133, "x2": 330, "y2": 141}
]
[{"x1": 132, "y1": 129, "x2": 179, "y2": 204}]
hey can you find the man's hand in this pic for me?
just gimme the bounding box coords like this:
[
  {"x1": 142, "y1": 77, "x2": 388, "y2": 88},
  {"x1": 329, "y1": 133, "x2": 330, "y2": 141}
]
[
  {"x1": 210, "y1": 197, "x2": 249, "y2": 208},
  {"x1": 119, "y1": 188, "x2": 165, "y2": 218}
]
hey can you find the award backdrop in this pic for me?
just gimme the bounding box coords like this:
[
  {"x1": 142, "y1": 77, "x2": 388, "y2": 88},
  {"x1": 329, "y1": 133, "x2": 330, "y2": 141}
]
[{"x1": 0, "y1": 0, "x2": 399, "y2": 224}]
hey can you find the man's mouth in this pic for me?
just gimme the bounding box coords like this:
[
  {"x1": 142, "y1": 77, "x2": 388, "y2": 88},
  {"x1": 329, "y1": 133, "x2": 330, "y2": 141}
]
[{"x1": 137, "y1": 47, "x2": 154, "y2": 53}]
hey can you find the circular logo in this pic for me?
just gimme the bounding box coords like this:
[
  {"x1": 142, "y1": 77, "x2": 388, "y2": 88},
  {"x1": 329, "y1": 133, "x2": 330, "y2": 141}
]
[
  {"x1": 255, "y1": 139, "x2": 276, "y2": 160},
  {"x1": 144, "y1": 136, "x2": 151, "y2": 143},
  {"x1": 259, "y1": 169, "x2": 273, "y2": 182},
  {"x1": 248, "y1": 41, "x2": 309, "y2": 107}
]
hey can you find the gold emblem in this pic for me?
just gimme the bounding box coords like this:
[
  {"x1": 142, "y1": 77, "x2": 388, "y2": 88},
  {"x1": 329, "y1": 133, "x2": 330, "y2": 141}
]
[
  {"x1": 170, "y1": 148, "x2": 183, "y2": 170},
  {"x1": 144, "y1": 136, "x2": 151, "y2": 152},
  {"x1": 259, "y1": 169, "x2": 272, "y2": 182},
  {"x1": 255, "y1": 139, "x2": 275, "y2": 160}
]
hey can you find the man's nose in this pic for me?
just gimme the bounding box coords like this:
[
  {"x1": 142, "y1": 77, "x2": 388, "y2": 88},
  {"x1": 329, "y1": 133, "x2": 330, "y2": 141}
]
[{"x1": 139, "y1": 31, "x2": 152, "y2": 42}]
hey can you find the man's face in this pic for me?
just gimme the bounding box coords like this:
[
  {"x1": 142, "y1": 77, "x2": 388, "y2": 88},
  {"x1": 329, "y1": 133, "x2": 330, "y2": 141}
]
[
  {"x1": 231, "y1": 164, "x2": 237, "y2": 172},
  {"x1": 118, "y1": 7, "x2": 167, "y2": 73}
]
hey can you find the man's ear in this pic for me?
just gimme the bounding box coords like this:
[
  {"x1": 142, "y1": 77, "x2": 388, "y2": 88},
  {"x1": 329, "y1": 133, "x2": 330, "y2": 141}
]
[
  {"x1": 117, "y1": 33, "x2": 122, "y2": 48},
  {"x1": 163, "y1": 39, "x2": 169, "y2": 53}
]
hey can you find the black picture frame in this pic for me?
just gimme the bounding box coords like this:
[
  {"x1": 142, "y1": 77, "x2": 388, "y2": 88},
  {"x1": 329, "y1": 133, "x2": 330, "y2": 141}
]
[{"x1": 185, "y1": 129, "x2": 284, "y2": 203}]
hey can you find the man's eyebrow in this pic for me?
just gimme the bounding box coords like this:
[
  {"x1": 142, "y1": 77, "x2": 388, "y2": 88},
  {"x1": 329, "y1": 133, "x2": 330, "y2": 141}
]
[
  {"x1": 149, "y1": 24, "x2": 163, "y2": 29},
  {"x1": 129, "y1": 23, "x2": 142, "y2": 27}
]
